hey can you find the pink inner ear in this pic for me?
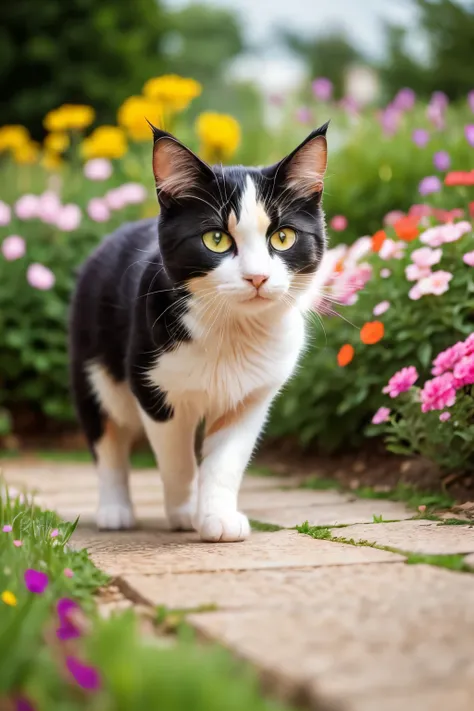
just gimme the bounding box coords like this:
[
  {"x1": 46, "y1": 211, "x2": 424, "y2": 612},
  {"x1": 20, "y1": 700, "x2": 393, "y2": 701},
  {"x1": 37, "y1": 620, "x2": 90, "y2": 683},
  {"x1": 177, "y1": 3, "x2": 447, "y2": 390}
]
[
  {"x1": 153, "y1": 139, "x2": 198, "y2": 197},
  {"x1": 286, "y1": 135, "x2": 328, "y2": 197}
]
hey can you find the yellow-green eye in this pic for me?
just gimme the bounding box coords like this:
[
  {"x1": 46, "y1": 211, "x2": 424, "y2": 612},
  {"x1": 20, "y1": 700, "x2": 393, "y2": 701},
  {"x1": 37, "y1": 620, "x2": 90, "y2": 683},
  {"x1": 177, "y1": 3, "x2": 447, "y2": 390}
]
[
  {"x1": 270, "y1": 227, "x2": 297, "y2": 252},
  {"x1": 202, "y1": 231, "x2": 233, "y2": 253}
]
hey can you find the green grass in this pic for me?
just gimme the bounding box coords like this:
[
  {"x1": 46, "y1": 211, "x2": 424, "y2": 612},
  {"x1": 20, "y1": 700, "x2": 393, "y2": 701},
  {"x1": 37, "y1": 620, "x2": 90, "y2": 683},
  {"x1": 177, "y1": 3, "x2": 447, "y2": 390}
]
[
  {"x1": 0, "y1": 448, "x2": 157, "y2": 469},
  {"x1": 249, "y1": 519, "x2": 284, "y2": 532},
  {"x1": 0, "y1": 482, "x2": 296, "y2": 711},
  {"x1": 404, "y1": 552, "x2": 472, "y2": 572},
  {"x1": 247, "y1": 465, "x2": 278, "y2": 478},
  {"x1": 437, "y1": 517, "x2": 473, "y2": 526},
  {"x1": 354, "y1": 483, "x2": 454, "y2": 511},
  {"x1": 299, "y1": 476, "x2": 340, "y2": 491}
]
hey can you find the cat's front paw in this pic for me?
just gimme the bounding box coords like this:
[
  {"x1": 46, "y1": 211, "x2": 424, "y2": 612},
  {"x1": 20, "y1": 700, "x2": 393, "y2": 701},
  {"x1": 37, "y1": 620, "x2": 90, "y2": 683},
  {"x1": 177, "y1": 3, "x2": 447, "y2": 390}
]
[
  {"x1": 198, "y1": 511, "x2": 250, "y2": 542},
  {"x1": 97, "y1": 502, "x2": 136, "y2": 530},
  {"x1": 167, "y1": 500, "x2": 196, "y2": 531}
]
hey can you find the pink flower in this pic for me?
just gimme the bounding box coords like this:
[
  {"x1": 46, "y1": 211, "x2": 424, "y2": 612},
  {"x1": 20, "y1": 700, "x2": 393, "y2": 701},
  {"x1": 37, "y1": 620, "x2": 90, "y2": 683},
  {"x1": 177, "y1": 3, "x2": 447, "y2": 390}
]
[
  {"x1": 83, "y1": 159, "x2": 113, "y2": 181},
  {"x1": 64, "y1": 568, "x2": 74, "y2": 578},
  {"x1": 439, "y1": 412, "x2": 451, "y2": 422},
  {"x1": 453, "y1": 354, "x2": 474, "y2": 388},
  {"x1": 405, "y1": 263, "x2": 431, "y2": 282},
  {"x1": 51, "y1": 528, "x2": 59, "y2": 538},
  {"x1": 24, "y1": 569, "x2": 49, "y2": 594},
  {"x1": 408, "y1": 283, "x2": 422, "y2": 300},
  {"x1": 13, "y1": 540, "x2": 23, "y2": 547},
  {"x1": 2, "y1": 235, "x2": 26, "y2": 261},
  {"x1": 296, "y1": 107, "x2": 312, "y2": 124},
  {"x1": 56, "y1": 204, "x2": 81, "y2": 232},
  {"x1": 66, "y1": 656, "x2": 101, "y2": 691},
  {"x1": 417, "y1": 270, "x2": 453, "y2": 296},
  {"x1": 3, "y1": 524, "x2": 12, "y2": 533},
  {"x1": 442, "y1": 221, "x2": 472, "y2": 243},
  {"x1": 38, "y1": 191, "x2": 61, "y2": 224},
  {"x1": 411, "y1": 247, "x2": 442, "y2": 268},
  {"x1": 87, "y1": 198, "x2": 110, "y2": 223},
  {"x1": 312, "y1": 77, "x2": 333, "y2": 101},
  {"x1": 346, "y1": 236, "x2": 372, "y2": 266},
  {"x1": 432, "y1": 341, "x2": 466, "y2": 376},
  {"x1": 418, "y1": 504, "x2": 427, "y2": 513},
  {"x1": 420, "y1": 373, "x2": 457, "y2": 412},
  {"x1": 373, "y1": 300, "x2": 390, "y2": 316},
  {"x1": 330, "y1": 215, "x2": 348, "y2": 231},
  {"x1": 119, "y1": 183, "x2": 148, "y2": 205},
  {"x1": 105, "y1": 188, "x2": 126, "y2": 210},
  {"x1": 463, "y1": 250, "x2": 474, "y2": 267},
  {"x1": 383, "y1": 210, "x2": 404, "y2": 226},
  {"x1": 372, "y1": 406, "x2": 391, "y2": 424},
  {"x1": 379, "y1": 238, "x2": 406, "y2": 260},
  {"x1": 380, "y1": 268, "x2": 391, "y2": 278},
  {"x1": 27, "y1": 263, "x2": 55, "y2": 290},
  {"x1": 464, "y1": 333, "x2": 474, "y2": 354},
  {"x1": 383, "y1": 366, "x2": 419, "y2": 398},
  {"x1": 15, "y1": 194, "x2": 40, "y2": 220},
  {"x1": 0, "y1": 200, "x2": 11, "y2": 226}
]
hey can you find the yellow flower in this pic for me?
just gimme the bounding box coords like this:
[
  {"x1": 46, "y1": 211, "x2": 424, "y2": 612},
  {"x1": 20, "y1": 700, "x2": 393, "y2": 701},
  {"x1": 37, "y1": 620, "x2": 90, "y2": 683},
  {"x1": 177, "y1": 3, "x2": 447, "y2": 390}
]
[
  {"x1": 42, "y1": 151, "x2": 64, "y2": 171},
  {"x1": 13, "y1": 141, "x2": 40, "y2": 164},
  {"x1": 44, "y1": 132, "x2": 70, "y2": 154},
  {"x1": 0, "y1": 125, "x2": 30, "y2": 152},
  {"x1": 117, "y1": 96, "x2": 163, "y2": 141},
  {"x1": 1, "y1": 590, "x2": 17, "y2": 606},
  {"x1": 195, "y1": 112, "x2": 241, "y2": 162},
  {"x1": 81, "y1": 126, "x2": 127, "y2": 160},
  {"x1": 143, "y1": 75, "x2": 201, "y2": 113},
  {"x1": 44, "y1": 104, "x2": 95, "y2": 132}
]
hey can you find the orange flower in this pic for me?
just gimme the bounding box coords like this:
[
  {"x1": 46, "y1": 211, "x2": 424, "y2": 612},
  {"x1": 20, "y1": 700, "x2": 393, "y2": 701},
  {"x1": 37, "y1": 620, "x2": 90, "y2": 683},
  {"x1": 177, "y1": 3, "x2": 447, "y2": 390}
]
[
  {"x1": 337, "y1": 344, "x2": 354, "y2": 367},
  {"x1": 445, "y1": 170, "x2": 474, "y2": 187},
  {"x1": 360, "y1": 321, "x2": 384, "y2": 345},
  {"x1": 394, "y1": 216, "x2": 419, "y2": 242},
  {"x1": 334, "y1": 258, "x2": 345, "y2": 273},
  {"x1": 372, "y1": 230, "x2": 386, "y2": 252}
]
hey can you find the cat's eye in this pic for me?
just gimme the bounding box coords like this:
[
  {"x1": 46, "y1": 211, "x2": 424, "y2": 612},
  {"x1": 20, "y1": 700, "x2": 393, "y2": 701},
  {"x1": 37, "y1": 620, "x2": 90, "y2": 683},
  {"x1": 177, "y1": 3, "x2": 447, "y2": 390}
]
[
  {"x1": 202, "y1": 231, "x2": 233, "y2": 254},
  {"x1": 270, "y1": 227, "x2": 297, "y2": 252}
]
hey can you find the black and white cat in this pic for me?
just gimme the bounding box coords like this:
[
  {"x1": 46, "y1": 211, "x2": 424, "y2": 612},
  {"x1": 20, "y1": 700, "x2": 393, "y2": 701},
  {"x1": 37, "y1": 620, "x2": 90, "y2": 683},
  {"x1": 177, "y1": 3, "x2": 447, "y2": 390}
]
[{"x1": 69, "y1": 122, "x2": 328, "y2": 542}]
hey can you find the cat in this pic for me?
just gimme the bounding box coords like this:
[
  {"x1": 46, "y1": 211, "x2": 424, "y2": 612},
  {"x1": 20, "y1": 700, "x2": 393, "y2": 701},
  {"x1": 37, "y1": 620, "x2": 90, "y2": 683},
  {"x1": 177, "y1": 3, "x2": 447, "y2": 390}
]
[{"x1": 69, "y1": 122, "x2": 328, "y2": 542}]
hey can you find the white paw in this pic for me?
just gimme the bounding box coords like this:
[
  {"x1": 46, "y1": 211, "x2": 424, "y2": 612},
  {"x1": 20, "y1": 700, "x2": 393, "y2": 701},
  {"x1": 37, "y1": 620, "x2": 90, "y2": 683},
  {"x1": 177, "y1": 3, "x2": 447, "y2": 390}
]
[
  {"x1": 198, "y1": 511, "x2": 250, "y2": 542},
  {"x1": 167, "y1": 500, "x2": 196, "y2": 531},
  {"x1": 97, "y1": 502, "x2": 136, "y2": 530}
]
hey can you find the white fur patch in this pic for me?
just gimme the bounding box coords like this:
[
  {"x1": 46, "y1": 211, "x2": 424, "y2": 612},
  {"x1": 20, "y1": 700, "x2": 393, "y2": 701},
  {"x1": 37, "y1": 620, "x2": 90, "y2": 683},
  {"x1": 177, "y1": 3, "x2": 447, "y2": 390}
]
[{"x1": 86, "y1": 362, "x2": 143, "y2": 435}]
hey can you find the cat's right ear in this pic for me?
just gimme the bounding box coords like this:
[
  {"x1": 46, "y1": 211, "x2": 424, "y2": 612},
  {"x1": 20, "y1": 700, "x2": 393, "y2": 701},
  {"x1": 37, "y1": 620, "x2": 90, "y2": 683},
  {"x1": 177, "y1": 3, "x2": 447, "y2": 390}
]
[{"x1": 150, "y1": 125, "x2": 214, "y2": 202}]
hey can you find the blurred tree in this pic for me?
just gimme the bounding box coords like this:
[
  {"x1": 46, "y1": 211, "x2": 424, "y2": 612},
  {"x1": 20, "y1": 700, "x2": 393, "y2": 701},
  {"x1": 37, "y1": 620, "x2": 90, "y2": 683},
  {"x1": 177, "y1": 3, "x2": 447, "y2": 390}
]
[
  {"x1": 162, "y1": 4, "x2": 245, "y2": 84},
  {"x1": 282, "y1": 32, "x2": 362, "y2": 98},
  {"x1": 0, "y1": 0, "x2": 167, "y2": 138},
  {"x1": 380, "y1": 0, "x2": 474, "y2": 100}
]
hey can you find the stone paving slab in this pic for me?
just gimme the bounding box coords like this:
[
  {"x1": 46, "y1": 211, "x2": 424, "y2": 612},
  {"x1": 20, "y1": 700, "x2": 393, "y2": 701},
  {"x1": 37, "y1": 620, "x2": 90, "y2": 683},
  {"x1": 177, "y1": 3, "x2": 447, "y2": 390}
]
[
  {"x1": 246, "y1": 499, "x2": 413, "y2": 528},
  {"x1": 72, "y1": 529, "x2": 403, "y2": 576},
  {"x1": 350, "y1": 684, "x2": 474, "y2": 711},
  {"x1": 188, "y1": 563, "x2": 474, "y2": 707},
  {"x1": 337, "y1": 519, "x2": 474, "y2": 554}
]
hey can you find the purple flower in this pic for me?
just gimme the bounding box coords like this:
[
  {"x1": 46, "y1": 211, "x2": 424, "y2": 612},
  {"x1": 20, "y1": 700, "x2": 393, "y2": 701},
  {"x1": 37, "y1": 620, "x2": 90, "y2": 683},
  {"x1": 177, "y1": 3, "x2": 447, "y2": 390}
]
[
  {"x1": 56, "y1": 598, "x2": 81, "y2": 640},
  {"x1": 469, "y1": 90, "x2": 474, "y2": 114},
  {"x1": 66, "y1": 656, "x2": 101, "y2": 691},
  {"x1": 3, "y1": 524, "x2": 13, "y2": 533},
  {"x1": 412, "y1": 129, "x2": 429, "y2": 147},
  {"x1": 24, "y1": 569, "x2": 49, "y2": 594},
  {"x1": 27, "y1": 263, "x2": 55, "y2": 291},
  {"x1": 433, "y1": 150, "x2": 451, "y2": 171},
  {"x1": 15, "y1": 696, "x2": 36, "y2": 711},
  {"x1": 312, "y1": 77, "x2": 333, "y2": 101},
  {"x1": 431, "y1": 91, "x2": 449, "y2": 110},
  {"x1": 50, "y1": 528, "x2": 59, "y2": 538},
  {"x1": 393, "y1": 88, "x2": 415, "y2": 111},
  {"x1": 0, "y1": 200, "x2": 11, "y2": 226},
  {"x1": 465, "y1": 125, "x2": 474, "y2": 147},
  {"x1": 418, "y1": 176, "x2": 442, "y2": 196},
  {"x1": 296, "y1": 107, "x2": 311, "y2": 124},
  {"x1": 427, "y1": 102, "x2": 445, "y2": 130},
  {"x1": 380, "y1": 105, "x2": 401, "y2": 136}
]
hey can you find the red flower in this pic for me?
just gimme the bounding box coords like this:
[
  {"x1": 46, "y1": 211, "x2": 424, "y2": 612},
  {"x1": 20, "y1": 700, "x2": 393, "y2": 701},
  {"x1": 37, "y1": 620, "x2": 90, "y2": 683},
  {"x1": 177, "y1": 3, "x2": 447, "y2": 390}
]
[
  {"x1": 371, "y1": 230, "x2": 386, "y2": 252},
  {"x1": 469, "y1": 201, "x2": 474, "y2": 219},
  {"x1": 394, "y1": 216, "x2": 419, "y2": 242},
  {"x1": 445, "y1": 170, "x2": 474, "y2": 187}
]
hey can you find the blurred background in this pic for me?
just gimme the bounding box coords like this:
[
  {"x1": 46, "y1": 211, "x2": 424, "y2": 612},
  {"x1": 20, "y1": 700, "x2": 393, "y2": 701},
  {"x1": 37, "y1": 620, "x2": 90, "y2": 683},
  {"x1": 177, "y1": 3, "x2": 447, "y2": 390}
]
[{"x1": 1, "y1": 0, "x2": 474, "y2": 458}]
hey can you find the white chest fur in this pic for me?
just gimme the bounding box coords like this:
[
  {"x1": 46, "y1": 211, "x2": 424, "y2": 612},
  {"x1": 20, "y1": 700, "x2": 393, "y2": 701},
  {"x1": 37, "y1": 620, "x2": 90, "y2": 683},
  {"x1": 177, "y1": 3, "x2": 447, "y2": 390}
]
[{"x1": 147, "y1": 302, "x2": 306, "y2": 416}]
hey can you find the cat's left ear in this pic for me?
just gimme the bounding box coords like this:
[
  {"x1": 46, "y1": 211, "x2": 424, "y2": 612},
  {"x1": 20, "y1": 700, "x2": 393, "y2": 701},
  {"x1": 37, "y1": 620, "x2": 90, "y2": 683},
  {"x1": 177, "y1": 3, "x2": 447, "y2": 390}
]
[
  {"x1": 150, "y1": 124, "x2": 214, "y2": 200},
  {"x1": 266, "y1": 122, "x2": 329, "y2": 199}
]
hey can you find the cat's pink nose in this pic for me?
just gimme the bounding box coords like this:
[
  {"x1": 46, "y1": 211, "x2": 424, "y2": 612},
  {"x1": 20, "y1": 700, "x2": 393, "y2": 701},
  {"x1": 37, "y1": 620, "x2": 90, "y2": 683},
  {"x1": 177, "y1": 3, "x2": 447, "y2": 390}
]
[{"x1": 244, "y1": 274, "x2": 269, "y2": 289}]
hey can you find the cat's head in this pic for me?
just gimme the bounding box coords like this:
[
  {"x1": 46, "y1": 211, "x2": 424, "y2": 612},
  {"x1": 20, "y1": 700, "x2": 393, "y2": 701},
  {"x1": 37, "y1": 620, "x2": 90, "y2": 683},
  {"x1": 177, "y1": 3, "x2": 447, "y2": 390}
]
[{"x1": 152, "y1": 123, "x2": 328, "y2": 313}]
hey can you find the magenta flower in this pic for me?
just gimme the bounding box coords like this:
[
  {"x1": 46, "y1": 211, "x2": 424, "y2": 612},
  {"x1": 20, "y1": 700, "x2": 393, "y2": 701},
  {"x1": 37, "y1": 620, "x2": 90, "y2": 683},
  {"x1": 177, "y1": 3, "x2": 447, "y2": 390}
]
[
  {"x1": 420, "y1": 373, "x2": 456, "y2": 412},
  {"x1": 312, "y1": 77, "x2": 333, "y2": 101},
  {"x1": 418, "y1": 176, "x2": 441, "y2": 196},
  {"x1": 84, "y1": 158, "x2": 113, "y2": 181},
  {"x1": 15, "y1": 194, "x2": 40, "y2": 220},
  {"x1": 0, "y1": 200, "x2": 11, "y2": 226},
  {"x1": 373, "y1": 300, "x2": 390, "y2": 316},
  {"x1": 87, "y1": 198, "x2": 110, "y2": 223},
  {"x1": 27, "y1": 263, "x2": 55, "y2": 290},
  {"x1": 51, "y1": 528, "x2": 59, "y2": 538},
  {"x1": 296, "y1": 107, "x2": 311, "y2": 124},
  {"x1": 464, "y1": 333, "x2": 474, "y2": 354},
  {"x1": 119, "y1": 183, "x2": 148, "y2": 205},
  {"x1": 412, "y1": 129, "x2": 429, "y2": 147},
  {"x1": 433, "y1": 151, "x2": 450, "y2": 171},
  {"x1": 330, "y1": 215, "x2": 348, "y2": 231},
  {"x1": 380, "y1": 105, "x2": 401, "y2": 136},
  {"x1": 453, "y1": 354, "x2": 474, "y2": 388},
  {"x1": 392, "y1": 88, "x2": 415, "y2": 111},
  {"x1": 463, "y1": 250, "x2": 474, "y2": 267},
  {"x1": 383, "y1": 366, "x2": 419, "y2": 398},
  {"x1": 15, "y1": 696, "x2": 36, "y2": 711},
  {"x1": 432, "y1": 342, "x2": 466, "y2": 376},
  {"x1": 66, "y1": 656, "x2": 101, "y2": 691},
  {"x1": 465, "y1": 125, "x2": 474, "y2": 147},
  {"x1": 411, "y1": 247, "x2": 442, "y2": 268},
  {"x1": 64, "y1": 568, "x2": 74, "y2": 578},
  {"x1": 56, "y1": 204, "x2": 81, "y2": 232},
  {"x1": 57, "y1": 598, "x2": 81, "y2": 640},
  {"x1": 439, "y1": 412, "x2": 451, "y2": 422},
  {"x1": 13, "y1": 540, "x2": 23, "y2": 547},
  {"x1": 372, "y1": 406, "x2": 391, "y2": 424},
  {"x1": 417, "y1": 270, "x2": 453, "y2": 296},
  {"x1": 2, "y1": 235, "x2": 26, "y2": 261},
  {"x1": 24, "y1": 569, "x2": 49, "y2": 594},
  {"x1": 3, "y1": 524, "x2": 12, "y2": 533},
  {"x1": 469, "y1": 90, "x2": 474, "y2": 113},
  {"x1": 380, "y1": 268, "x2": 391, "y2": 278}
]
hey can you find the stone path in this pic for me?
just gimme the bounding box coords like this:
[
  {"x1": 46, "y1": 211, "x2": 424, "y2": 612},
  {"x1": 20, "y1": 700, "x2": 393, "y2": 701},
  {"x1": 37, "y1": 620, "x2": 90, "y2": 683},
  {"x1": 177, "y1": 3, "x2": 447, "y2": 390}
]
[{"x1": 4, "y1": 461, "x2": 474, "y2": 711}]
